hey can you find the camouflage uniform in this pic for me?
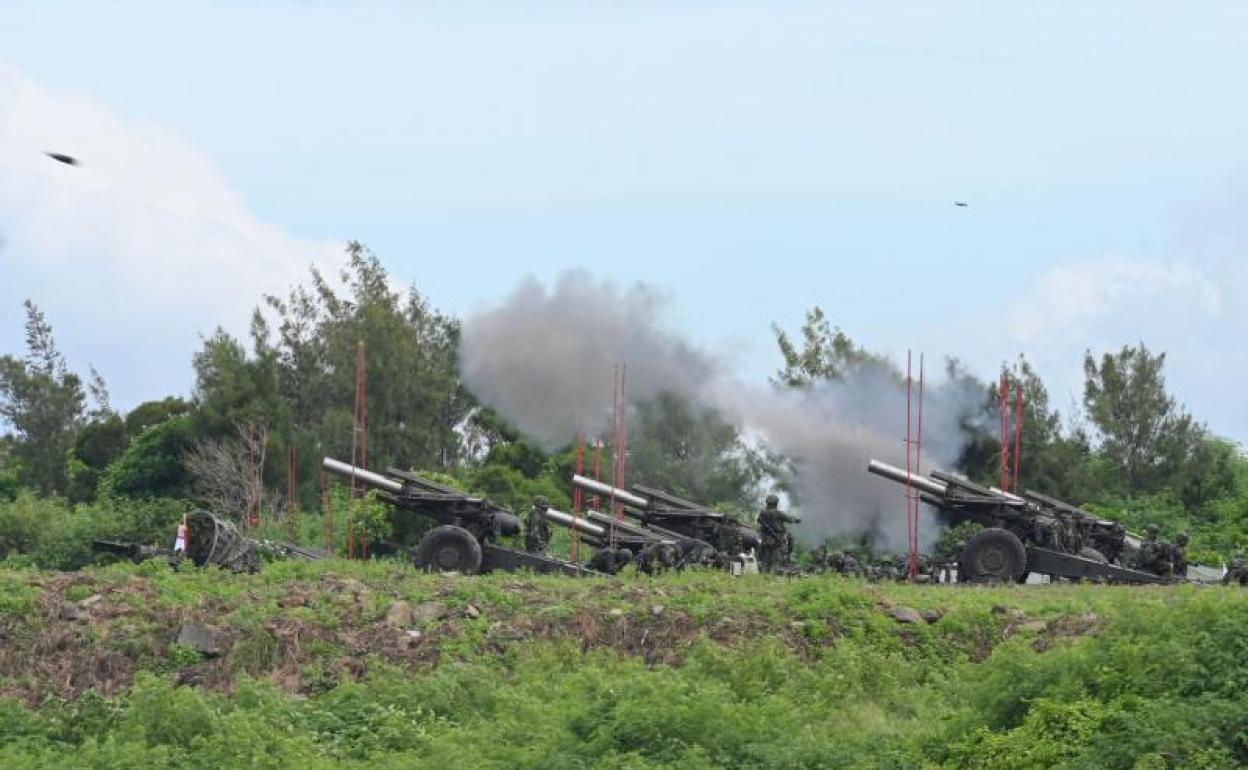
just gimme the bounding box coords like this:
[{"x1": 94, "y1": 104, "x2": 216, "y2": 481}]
[
  {"x1": 841, "y1": 550, "x2": 861, "y2": 577},
  {"x1": 1168, "y1": 532, "x2": 1189, "y2": 578},
  {"x1": 524, "y1": 496, "x2": 552, "y2": 555},
  {"x1": 1134, "y1": 524, "x2": 1164, "y2": 574},
  {"x1": 588, "y1": 546, "x2": 633, "y2": 575},
  {"x1": 808, "y1": 544, "x2": 828, "y2": 573},
  {"x1": 757, "y1": 495, "x2": 800, "y2": 573},
  {"x1": 1223, "y1": 556, "x2": 1248, "y2": 586}
]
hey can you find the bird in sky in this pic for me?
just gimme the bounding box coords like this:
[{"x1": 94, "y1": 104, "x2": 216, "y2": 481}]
[
  {"x1": 45, "y1": 152, "x2": 79, "y2": 166},
  {"x1": 953, "y1": 201, "x2": 969, "y2": 208}
]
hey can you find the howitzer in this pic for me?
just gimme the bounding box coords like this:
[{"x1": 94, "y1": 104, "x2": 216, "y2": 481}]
[
  {"x1": 322, "y1": 457, "x2": 595, "y2": 576},
  {"x1": 567, "y1": 475, "x2": 760, "y2": 568},
  {"x1": 867, "y1": 459, "x2": 1171, "y2": 584}
]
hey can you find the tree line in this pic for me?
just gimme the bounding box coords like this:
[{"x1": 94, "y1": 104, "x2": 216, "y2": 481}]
[{"x1": 2, "y1": 244, "x2": 1246, "y2": 563}]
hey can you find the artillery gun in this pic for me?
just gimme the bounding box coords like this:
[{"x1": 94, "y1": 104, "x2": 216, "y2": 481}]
[
  {"x1": 867, "y1": 459, "x2": 1172, "y2": 584},
  {"x1": 547, "y1": 475, "x2": 761, "y2": 571},
  {"x1": 322, "y1": 457, "x2": 593, "y2": 576}
]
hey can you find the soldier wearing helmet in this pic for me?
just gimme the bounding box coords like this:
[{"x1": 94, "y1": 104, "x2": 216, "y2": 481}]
[
  {"x1": 524, "y1": 495, "x2": 552, "y2": 555},
  {"x1": 757, "y1": 493, "x2": 800, "y2": 573}
]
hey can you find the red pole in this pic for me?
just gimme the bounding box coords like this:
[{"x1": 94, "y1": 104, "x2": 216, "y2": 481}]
[
  {"x1": 1013, "y1": 380, "x2": 1025, "y2": 494},
  {"x1": 908, "y1": 349, "x2": 918, "y2": 576},
  {"x1": 572, "y1": 431, "x2": 585, "y2": 562},
  {"x1": 998, "y1": 375, "x2": 1010, "y2": 492}
]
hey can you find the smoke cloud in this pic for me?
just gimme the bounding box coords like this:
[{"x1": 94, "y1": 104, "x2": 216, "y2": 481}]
[
  {"x1": 459, "y1": 271, "x2": 718, "y2": 449},
  {"x1": 461, "y1": 271, "x2": 988, "y2": 550}
]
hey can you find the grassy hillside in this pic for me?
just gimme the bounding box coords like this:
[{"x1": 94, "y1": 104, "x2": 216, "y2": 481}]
[{"x1": 1, "y1": 561, "x2": 1246, "y2": 769}]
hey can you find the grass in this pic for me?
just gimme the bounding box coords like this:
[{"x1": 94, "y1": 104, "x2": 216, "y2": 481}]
[{"x1": 0, "y1": 560, "x2": 1246, "y2": 768}]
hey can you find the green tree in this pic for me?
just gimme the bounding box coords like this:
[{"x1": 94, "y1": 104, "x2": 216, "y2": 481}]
[
  {"x1": 1083, "y1": 344, "x2": 1203, "y2": 494},
  {"x1": 626, "y1": 391, "x2": 768, "y2": 510},
  {"x1": 771, "y1": 307, "x2": 882, "y2": 388},
  {"x1": 0, "y1": 301, "x2": 88, "y2": 494},
  {"x1": 262, "y1": 242, "x2": 470, "y2": 473}
]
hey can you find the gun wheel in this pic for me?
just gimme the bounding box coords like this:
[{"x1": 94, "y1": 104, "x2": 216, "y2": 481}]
[
  {"x1": 415, "y1": 525, "x2": 484, "y2": 574},
  {"x1": 960, "y1": 527, "x2": 1027, "y2": 583}
]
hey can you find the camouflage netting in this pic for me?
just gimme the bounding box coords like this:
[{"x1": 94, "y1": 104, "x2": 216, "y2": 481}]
[{"x1": 186, "y1": 511, "x2": 259, "y2": 573}]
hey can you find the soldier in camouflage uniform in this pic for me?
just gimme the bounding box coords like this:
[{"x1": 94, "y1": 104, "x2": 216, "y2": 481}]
[
  {"x1": 1134, "y1": 524, "x2": 1164, "y2": 574},
  {"x1": 841, "y1": 549, "x2": 862, "y2": 577},
  {"x1": 757, "y1": 494, "x2": 800, "y2": 573},
  {"x1": 588, "y1": 546, "x2": 633, "y2": 575},
  {"x1": 1168, "y1": 532, "x2": 1189, "y2": 578},
  {"x1": 1223, "y1": 555, "x2": 1248, "y2": 586},
  {"x1": 524, "y1": 495, "x2": 553, "y2": 555}
]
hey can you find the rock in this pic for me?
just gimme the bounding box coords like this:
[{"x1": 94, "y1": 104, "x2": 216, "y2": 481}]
[
  {"x1": 412, "y1": 601, "x2": 448, "y2": 624},
  {"x1": 650, "y1": 605, "x2": 665, "y2": 617},
  {"x1": 59, "y1": 604, "x2": 83, "y2": 622},
  {"x1": 279, "y1": 594, "x2": 308, "y2": 608},
  {"x1": 385, "y1": 601, "x2": 416, "y2": 627},
  {"x1": 176, "y1": 623, "x2": 224, "y2": 656},
  {"x1": 790, "y1": 621, "x2": 807, "y2": 630},
  {"x1": 921, "y1": 610, "x2": 943, "y2": 624},
  {"x1": 1018, "y1": 621, "x2": 1048, "y2": 634},
  {"x1": 405, "y1": 629, "x2": 422, "y2": 640},
  {"x1": 464, "y1": 603, "x2": 481, "y2": 619},
  {"x1": 79, "y1": 594, "x2": 104, "y2": 608},
  {"x1": 608, "y1": 608, "x2": 625, "y2": 618},
  {"x1": 887, "y1": 606, "x2": 924, "y2": 625}
]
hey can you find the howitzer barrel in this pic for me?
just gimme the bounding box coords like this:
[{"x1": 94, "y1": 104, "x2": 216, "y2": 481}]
[
  {"x1": 586, "y1": 510, "x2": 662, "y2": 541},
  {"x1": 322, "y1": 457, "x2": 403, "y2": 495},
  {"x1": 867, "y1": 459, "x2": 948, "y2": 497},
  {"x1": 571, "y1": 474, "x2": 650, "y2": 509},
  {"x1": 542, "y1": 508, "x2": 607, "y2": 539}
]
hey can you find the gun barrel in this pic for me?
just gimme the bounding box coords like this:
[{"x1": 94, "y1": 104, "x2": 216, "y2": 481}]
[
  {"x1": 542, "y1": 508, "x2": 607, "y2": 538},
  {"x1": 322, "y1": 457, "x2": 403, "y2": 494},
  {"x1": 866, "y1": 459, "x2": 948, "y2": 497},
  {"x1": 571, "y1": 474, "x2": 650, "y2": 509},
  {"x1": 586, "y1": 509, "x2": 661, "y2": 541}
]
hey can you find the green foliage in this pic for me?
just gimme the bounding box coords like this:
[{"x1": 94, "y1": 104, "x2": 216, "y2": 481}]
[
  {"x1": 1084, "y1": 343, "x2": 1205, "y2": 496},
  {"x1": 0, "y1": 568, "x2": 1247, "y2": 768},
  {"x1": 626, "y1": 391, "x2": 769, "y2": 511},
  {"x1": 99, "y1": 417, "x2": 194, "y2": 499},
  {"x1": 0, "y1": 493, "x2": 190, "y2": 570},
  {"x1": 65, "y1": 415, "x2": 128, "y2": 502},
  {"x1": 771, "y1": 306, "x2": 886, "y2": 388},
  {"x1": 0, "y1": 301, "x2": 88, "y2": 495},
  {"x1": 348, "y1": 491, "x2": 393, "y2": 546}
]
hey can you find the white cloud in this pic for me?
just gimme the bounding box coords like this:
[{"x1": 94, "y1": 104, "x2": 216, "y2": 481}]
[
  {"x1": 0, "y1": 62, "x2": 343, "y2": 408},
  {"x1": 1010, "y1": 256, "x2": 1222, "y2": 344}
]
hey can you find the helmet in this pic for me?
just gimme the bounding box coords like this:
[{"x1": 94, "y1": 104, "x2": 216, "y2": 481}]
[
  {"x1": 1145, "y1": 523, "x2": 1160, "y2": 535},
  {"x1": 765, "y1": 494, "x2": 780, "y2": 508},
  {"x1": 533, "y1": 495, "x2": 550, "y2": 509},
  {"x1": 1176, "y1": 532, "x2": 1189, "y2": 545}
]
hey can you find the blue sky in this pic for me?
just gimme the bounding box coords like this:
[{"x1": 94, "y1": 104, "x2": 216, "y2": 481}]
[{"x1": 2, "y1": 1, "x2": 1247, "y2": 441}]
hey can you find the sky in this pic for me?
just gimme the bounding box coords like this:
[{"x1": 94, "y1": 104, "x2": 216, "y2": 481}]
[{"x1": 1, "y1": 1, "x2": 1247, "y2": 443}]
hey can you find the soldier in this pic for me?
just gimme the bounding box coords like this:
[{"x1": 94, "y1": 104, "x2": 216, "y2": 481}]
[
  {"x1": 1099, "y1": 522, "x2": 1127, "y2": 565},
  {"x1": 524, "y1": 495, "x2": 552, "y2": 555},
  {"x1": 841, "y1": 549, "x2": 861, "y2": 577},
  {"x1": 1168, "y1": 532, "x2": 1189, "y2": 578},
  {"x1": 588, "y1": 546, "x2": 633, "y2": 575},
  {"x1": 1134, "y1": 524, "x2": 1163, "y2": 574},
  {"x1": 808, "y1": 543, "x2": 828, "y2": 573},
  {"x1": 1223, "y1": 555, "x2": 1248, "y2": 586},
  {"x1": 876, "y1": 556, "x2": 900, "y2": 582},
  {"x1": 757, "y1": 494, "x2": 800, "y2": 573}
]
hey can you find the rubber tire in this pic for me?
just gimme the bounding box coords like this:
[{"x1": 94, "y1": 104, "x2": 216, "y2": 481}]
[
  {"x1": 415, "y1": 525, "x2": 483, "y2": 574},
  {"x1": 960, "y1": 527, "x2": 1027, "y2": 583}
]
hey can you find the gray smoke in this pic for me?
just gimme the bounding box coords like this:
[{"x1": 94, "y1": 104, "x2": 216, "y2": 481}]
[
  {"x1": 709, "y1": 364, "x2": 984, "y2": 550},
  {"x1": 461, "y1": 271, "x2": 988, "y2": 550},
  {"x1": 459, "y1": 271, "x2": 718, "y2": 449}
]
